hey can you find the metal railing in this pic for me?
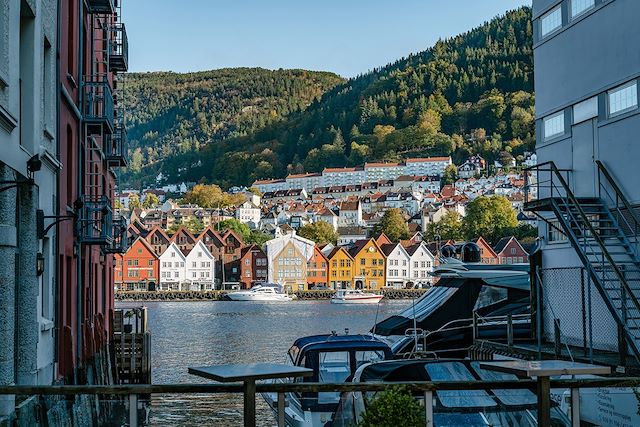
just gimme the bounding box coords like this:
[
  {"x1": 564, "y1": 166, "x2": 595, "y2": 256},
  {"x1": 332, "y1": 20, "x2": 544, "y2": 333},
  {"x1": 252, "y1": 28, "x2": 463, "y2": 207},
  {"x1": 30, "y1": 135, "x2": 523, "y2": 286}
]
[
  {"x1": 109, "y1": 23, "x2": 129, "y2": 72},
  {"x1": 105, "y1": 215, "x2": 128, "y2": 253},
  {"x1": 86, "y1": 0, "x2": 114, "y2": 14},
  {"x1": 105, "y1": 123, "x2": 128, "y2": 167},
  {"x1": 83, "y1": 79, "x2": 115, "y2": 131},
  {"x1": 596, "y1": 160, "x2": 640, "y2": 257},
  {"x1": 1, "y1": 378, "x2": 639, "y2": 427},
  {"x1": 77, "y1": 195, "x2": 113, "y2": 245}
]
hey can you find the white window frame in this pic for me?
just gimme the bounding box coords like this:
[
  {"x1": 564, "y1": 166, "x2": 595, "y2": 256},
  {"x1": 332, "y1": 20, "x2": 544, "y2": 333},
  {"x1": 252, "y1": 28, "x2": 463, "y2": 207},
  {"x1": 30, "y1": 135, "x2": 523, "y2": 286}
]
[
  {"x1": 543, "y1": 111, "x2": 565, "y2": 140},
  {"x1": 570, "y1": 0, "x2": 595, "y2": 19},
  {"x1": 540, "y1": 6, "x2": 562, "y2": 37},
  {"x1": 608, "y1": 81, "x2": 638, "y2": 118}
]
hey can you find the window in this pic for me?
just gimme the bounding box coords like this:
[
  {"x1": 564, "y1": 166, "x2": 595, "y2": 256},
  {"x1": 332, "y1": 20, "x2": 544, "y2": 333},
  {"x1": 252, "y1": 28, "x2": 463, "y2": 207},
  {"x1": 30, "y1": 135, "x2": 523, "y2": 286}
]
[
  {"x1": 544, "y1": 111, "x2": 565, "y2": 140},
  {"x1": 548, "y1": 219, "x2": 567, "y2": 242},
  {"x1": 127, "y1": 260, "x2": 132, "y2": 266},
  {"x1": 608, "y1": 81, "x2": 638, "y2": 117},
  {"x1": 174, "y1": 272, "x2": 179, "y2": 278},
  {"x1": 573, "y1": 96, "x2": 598, "y2": 124},
  {"x1": 511, "y1": 248, "x2": 516, "y2": 255},
  {"x1": 570, "y1": 0, "x2": 594, "y2": 19},
  {"x1": 148, "y1": 259, "x2": 153, "y2": 266},
  {"x1": 171, "y1": 252, "x2": 175, "y2": 258},
  {"x1": 192, "y1": 262, "x2": 197, "y2": 268},
  {"x1": 540, "y1": 6, "x2": 562, "y2": 37},
  {"x1": 360, "y1": 259, "x2": 365, "y2": 266}
]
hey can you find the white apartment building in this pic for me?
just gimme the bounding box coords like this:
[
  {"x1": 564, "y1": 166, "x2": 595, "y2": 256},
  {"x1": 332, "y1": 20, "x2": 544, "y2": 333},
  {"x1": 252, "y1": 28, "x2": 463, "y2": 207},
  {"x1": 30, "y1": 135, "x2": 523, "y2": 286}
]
[
  {"x1": 364, "y1": 162, "x2": 405, "y2": 181},
  {"x1": 407, "y1": 243, "x2": 436, "y2": 287},
  {"x1": 184, "y1": 241, "x2": 215, "y2": 290},
  {"x1": 253, "y1": 178, "x2": 287, "y2": 194},
  {"x1": 235, "y1": 201, "x2": 261, "y2": 227},
  {"x1": 315, "y1": 208, "x2": 338, "y2": 231},
  {"x1": 382, "y1": 243, "x2": 411, "y2": 288},
  {"x1": 338, "y1": 201, "x2": 362, "y2": 227},
  {"x1": 1, "y1": 0, "x2": 59, "y2": 397},
  {"x1": 159, "y1": 242, "x2": 187, "y2": 290},
  {"x1": 285, "y1": 173, "x2": 323, "y2": 193},
  {"x1": 404, "y1": 157, "x2": 452, "y2": 176},
  {"x1": 322, "y1": 167, "x2": 366, "y2": 187}
]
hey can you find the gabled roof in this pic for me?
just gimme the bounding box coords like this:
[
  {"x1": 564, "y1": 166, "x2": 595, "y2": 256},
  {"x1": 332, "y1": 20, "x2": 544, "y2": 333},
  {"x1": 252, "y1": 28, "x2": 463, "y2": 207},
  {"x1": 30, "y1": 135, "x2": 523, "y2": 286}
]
[
  {"x1": 144, "y1": 226, "x2": 171, "y2": 243},
  {"x1": 374, "y1": 233, "x2": 392, "y2": 246},
  {"x1": 493, "y1": 236, "x2": 528, "y2": 255},
  {"x1": 348, "y1": 238, "x2": 384, "y2": 259},
  {"x1": 197, "y1": 227, "x2": 226, "y2": 246},
  {"x1": 159, "y1": 241, "x2": 187, "y2": 260},
  {"x1": 404, "y1": 242, "x2": 434, "y2": 258},
  {"x1": 127, "y1": 236, "x2": 159, "y2": 258},
  {"x1": 327, "y1": 246, "x2": 354, "y2": 261},
  {"x1": 169, "y1": 227, "x2": 197, "y2": 244},
  {"x1": 475, "y1": 236, "x2": 499, "y2": 258},
  {"x1": 380, "y1": 242, "x2": 407, "y2": 257}
]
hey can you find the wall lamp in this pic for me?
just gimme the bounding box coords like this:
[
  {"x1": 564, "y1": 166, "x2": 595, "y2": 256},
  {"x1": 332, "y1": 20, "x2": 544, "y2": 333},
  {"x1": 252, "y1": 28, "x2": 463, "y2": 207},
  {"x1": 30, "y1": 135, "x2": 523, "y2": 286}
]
[{"x1": 36, "y1": 252, "x2": 45, "y2": 276}]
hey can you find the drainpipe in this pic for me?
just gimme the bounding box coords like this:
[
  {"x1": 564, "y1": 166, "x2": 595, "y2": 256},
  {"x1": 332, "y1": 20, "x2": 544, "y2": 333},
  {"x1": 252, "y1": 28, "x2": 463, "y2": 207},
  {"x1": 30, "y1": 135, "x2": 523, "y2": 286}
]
[
  {"x1": 76, "y1": 0, "x2": 84, "y2": 377},
  {"x1": 54, "y1": 0, "x2": 61, "y2": 384}
]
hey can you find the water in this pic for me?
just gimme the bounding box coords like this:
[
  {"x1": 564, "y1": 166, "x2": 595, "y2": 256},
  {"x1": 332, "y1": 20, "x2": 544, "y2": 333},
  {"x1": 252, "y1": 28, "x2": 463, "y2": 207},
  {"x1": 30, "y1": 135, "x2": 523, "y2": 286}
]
[{"x1": 116, "y1": 299, "x2": 410, "y2": 426}]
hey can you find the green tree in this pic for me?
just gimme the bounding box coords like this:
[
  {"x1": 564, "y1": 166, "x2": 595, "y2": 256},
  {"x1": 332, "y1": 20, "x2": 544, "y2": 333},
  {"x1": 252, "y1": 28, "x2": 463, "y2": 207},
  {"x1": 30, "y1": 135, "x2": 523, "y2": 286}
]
[
  {"x1": 462, "y1": 195, "x2": 518, "y2": 242},
  {"x1": 441, "y1": 164, "x2": 459, "y2": 186},
  {"x1": 142, "y1": 193, "x2": 160, "y2": 209},
  {"x1": 216, "y1": 218, "x2": 251, "y2": 242},
  {"x1": 358, "y1": 386, "x2": 425, "y2": 427},
  {"x1": 372, "y1": 208, "x2": 410, "y2": 242},
  {"x1": 424, "y1": 211, "x2": 464, "y2": 241},
  {"x1": 246, "y1": 230, "x2": 272, "y2": 246},
  {"x1": 298, "y1": 221, "x2": 338, "y2": 245}
]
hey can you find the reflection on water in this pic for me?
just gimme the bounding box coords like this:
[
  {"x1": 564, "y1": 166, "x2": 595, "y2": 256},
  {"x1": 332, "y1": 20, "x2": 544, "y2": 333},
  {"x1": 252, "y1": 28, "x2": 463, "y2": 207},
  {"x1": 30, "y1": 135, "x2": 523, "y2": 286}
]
[{"x1": 116, "y1": 299, "x2": 409, "y2": 426}]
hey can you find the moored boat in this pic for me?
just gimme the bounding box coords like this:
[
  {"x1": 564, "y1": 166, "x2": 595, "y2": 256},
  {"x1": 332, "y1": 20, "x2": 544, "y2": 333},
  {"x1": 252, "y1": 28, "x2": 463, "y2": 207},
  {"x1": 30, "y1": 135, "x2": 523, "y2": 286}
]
[
  {"x1": 330, "y1": 289, "x2": 383, "y2": 304},
  {"x1": 226, "y1": 284, "x2": 294, "y2": 301}
]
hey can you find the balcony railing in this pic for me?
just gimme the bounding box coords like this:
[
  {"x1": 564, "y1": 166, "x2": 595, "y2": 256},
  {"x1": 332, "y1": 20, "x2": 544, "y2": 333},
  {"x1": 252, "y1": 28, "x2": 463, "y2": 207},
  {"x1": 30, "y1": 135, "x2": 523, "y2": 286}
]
[
  {"x1": 109, "y1": 23, "x2": 129, "y2": 72},
  {"x1": 105, "y1": 124, "x2": 128, "y2": 167},
  {"x1": 0, "y1": 377, "x2": 638, "y2": 427},
  {"x1": 105, "y1": 215, "x2": 128, "y2": 253},
  {"x1": 77, "y1": 195, "x2": 113, "y2": 245},
  {"x1": 83, "y1": 80, "x2": 115, "y2": 131},
  {"x1": 86, "y1": 0, "x2": 115, "y2": 14}
]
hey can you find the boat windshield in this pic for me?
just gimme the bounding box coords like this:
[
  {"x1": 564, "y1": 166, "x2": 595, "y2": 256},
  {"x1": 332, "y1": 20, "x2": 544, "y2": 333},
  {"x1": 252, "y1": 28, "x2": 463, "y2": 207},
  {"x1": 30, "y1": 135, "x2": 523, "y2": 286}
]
[
  {"x1": 425, "y1": 362, "x2": 497, "y2": 408},
  {"x1": 318, "y1": 351, "x2": 351, "y2": 404},
  {"x1": 355, "y1": 350, "x2": 387, "y2": 370}
]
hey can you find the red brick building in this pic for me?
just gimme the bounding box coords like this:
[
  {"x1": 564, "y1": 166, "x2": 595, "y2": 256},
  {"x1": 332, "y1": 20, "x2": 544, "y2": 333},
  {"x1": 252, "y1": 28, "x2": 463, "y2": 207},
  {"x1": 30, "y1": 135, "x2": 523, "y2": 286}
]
[
  {"x1": 239, "y1": 245, "x2": 268, "y2": 288},
  {"x1": 57, "y1": 0, "x2": 129, "y2": 380},
  {"x1": 115, "y1": 238, "x2": 159, "y2": 291}
]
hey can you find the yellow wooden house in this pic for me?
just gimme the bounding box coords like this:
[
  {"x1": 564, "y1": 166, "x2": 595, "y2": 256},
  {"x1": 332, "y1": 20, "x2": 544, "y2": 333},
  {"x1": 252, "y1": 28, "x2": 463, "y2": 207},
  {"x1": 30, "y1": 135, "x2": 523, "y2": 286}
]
[
  {"x1": 348, "y1": 239, "x2": 386, "y2": 290},
  {"x1": 327, "y1": 247, "x2": 354, "y2": 289}
]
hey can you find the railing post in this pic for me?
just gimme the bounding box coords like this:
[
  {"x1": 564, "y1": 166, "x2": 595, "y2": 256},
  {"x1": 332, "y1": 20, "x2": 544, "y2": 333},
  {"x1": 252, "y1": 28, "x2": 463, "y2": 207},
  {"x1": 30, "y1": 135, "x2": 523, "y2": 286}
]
[
  {"x1": 424, "y1": 390, "x2": 433, "y2": 427},
  {"x1": 570, "y1": 387, "x2": 580, "y2": 427},
  {"x1": 507, "y1": 314, "x2": 514, "y2": 351},
  {"x1": 554, "y1": 319, "x2": 561, "y2": 357},
  {"x1": 128, "y1": 393, "x2": 138, "y2": 427},
  {"x1": 277, "y1": 392, "x2": 285, "y2": 427}
]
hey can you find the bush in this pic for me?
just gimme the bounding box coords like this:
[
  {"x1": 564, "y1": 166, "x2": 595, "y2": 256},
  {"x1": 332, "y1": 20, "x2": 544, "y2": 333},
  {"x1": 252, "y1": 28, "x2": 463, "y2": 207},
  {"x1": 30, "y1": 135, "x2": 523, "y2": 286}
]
[{"x1": 358, "y1": 386, "x2": 425, "y2": 427}]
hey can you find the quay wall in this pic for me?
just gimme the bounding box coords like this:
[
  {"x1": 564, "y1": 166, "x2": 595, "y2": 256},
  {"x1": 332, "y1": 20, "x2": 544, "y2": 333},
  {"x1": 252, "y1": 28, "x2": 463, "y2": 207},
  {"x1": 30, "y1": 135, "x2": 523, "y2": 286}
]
[{"x1": 115, "y1": 289, "x2": 429, "y2": 302}]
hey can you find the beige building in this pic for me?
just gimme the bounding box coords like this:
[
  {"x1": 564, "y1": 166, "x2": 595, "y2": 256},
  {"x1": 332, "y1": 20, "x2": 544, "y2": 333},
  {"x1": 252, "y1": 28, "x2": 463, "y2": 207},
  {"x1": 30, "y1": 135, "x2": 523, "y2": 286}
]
[{"x1": 265, "y1": 233, "x2": 315, "y2": 290}]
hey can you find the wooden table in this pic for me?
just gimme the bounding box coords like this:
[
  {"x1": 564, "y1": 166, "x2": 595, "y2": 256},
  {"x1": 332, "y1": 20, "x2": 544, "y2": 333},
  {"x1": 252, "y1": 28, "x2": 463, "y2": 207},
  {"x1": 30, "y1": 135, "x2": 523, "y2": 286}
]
[
  {"x1": 189, "y1": 363, "x2": 312, "y2": 427},
  {"x1": 481, "y1": 360, "x2": 611, "y2": 427}
]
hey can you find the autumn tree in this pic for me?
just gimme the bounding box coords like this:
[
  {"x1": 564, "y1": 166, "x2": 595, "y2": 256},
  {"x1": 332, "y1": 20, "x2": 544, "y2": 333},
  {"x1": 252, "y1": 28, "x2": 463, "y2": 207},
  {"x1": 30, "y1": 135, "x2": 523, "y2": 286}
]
[
  {"x1": 462, "y1": 195, "x2": 518, "y2": 243},
  {"x1": 128, "y1": 194, "x2": 141, "y2": 210},
  {"x1": 183, "y1": 184, "x2": 245, "y2": 208},
  {"x1": 372, "y1": 208, "x2": 410, "y2": 242},
  {"x1": 142, "y1": 193, "x2": 160, "y2": 209},
  {"x1": 298, "y1": 221, "x2": 338, "y2": 245}
]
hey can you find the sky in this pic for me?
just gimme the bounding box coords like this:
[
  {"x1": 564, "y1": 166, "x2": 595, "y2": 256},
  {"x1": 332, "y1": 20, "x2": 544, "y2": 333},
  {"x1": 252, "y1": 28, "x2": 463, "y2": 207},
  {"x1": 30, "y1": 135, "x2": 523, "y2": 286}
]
[{"x1": 125, "y1": 0, "x2": 531, "y2": 78}]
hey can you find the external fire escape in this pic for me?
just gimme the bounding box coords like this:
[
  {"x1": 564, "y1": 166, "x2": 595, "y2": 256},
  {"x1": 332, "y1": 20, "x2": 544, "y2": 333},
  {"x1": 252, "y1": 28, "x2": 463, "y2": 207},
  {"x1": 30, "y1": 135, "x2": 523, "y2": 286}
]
[
  {"x1": 79, "y1": 0, "x2": 129, "y2": 253},
  {"x1": 525, "y1": 161, "x2": 640, "y2": 361}
]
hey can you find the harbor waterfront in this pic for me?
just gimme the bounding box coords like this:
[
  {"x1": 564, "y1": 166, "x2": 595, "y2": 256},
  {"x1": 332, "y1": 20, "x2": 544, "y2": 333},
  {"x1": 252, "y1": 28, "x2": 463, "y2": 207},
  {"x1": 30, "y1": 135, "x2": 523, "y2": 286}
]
[
  {"x1": 114, "y1": 289, "x2": 428, "y2": 301},
  {"x1": 115, "y1": 299, "x2": 410, "y2": 426}
]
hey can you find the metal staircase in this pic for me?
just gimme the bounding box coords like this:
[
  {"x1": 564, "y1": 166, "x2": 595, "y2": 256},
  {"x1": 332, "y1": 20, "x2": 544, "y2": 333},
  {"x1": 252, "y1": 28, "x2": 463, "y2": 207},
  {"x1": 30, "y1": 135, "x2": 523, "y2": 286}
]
[{"x1": 525, "y1": 161, "x2": 640, "y2": 360}]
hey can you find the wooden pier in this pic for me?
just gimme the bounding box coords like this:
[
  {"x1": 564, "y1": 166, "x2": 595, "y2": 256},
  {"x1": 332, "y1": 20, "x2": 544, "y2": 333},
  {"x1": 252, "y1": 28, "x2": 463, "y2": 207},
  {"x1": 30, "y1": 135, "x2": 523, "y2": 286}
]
[{"x1": 114, "y1": 307, "x2": 151, "y2": 384}]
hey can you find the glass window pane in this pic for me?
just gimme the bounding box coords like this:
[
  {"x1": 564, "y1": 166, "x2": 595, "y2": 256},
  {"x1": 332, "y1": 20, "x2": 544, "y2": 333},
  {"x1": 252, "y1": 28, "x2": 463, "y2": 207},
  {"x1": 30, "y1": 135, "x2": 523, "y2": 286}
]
[
  {"x1": 571, "y1": 0, "x2": 595, "y2": 18},
  {"x1": 318, "y1": 351, "x2": 351, "y2": 404},
  {"x1": 608, "y1": 81, "x2": 638, "y2": 117},
  {"x1": 355, "y1": 350, "x2": 386, "y2": 369},
  {"x1": 544, "y1": 112, "x2": 565, "y2": 139},
  {"x1": 425, "y1": 362, "x2": 497, "y2": 408},
  {"x1": 541, "y1": 6, "x2": 562, "y2": 37}
]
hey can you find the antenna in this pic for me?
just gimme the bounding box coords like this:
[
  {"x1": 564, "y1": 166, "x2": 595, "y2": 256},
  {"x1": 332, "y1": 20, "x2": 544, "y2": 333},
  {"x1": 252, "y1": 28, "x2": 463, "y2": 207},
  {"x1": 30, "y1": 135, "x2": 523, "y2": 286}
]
[
  {"x1": 412, "y1": 294, "x2": 418, "y2": 353},
  {"x1": 372, "y1": 300, "x2": 381, "y2": 337}
]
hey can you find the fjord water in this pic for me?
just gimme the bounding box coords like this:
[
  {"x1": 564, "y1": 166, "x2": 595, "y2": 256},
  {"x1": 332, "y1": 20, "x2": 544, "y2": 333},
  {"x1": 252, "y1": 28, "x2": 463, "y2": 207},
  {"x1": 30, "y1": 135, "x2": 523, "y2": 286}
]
[{"x1": 117, "y1": 299, "x2": 409, "y2": 426}]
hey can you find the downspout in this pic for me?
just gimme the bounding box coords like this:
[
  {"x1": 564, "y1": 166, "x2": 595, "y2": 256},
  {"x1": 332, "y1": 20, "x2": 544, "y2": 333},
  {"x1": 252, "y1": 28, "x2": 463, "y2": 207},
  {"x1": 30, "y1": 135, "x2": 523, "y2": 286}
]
[
  {"x1": 54, "y1": 0, "x2": 61, "y2": 384},
  {"x1": 76, "y1": 0, "x2": 84, "y2": 375}
]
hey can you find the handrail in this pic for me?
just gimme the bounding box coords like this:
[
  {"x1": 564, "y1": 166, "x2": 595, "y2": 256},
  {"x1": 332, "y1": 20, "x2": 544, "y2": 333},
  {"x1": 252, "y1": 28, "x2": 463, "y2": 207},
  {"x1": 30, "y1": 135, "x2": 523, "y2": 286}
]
[
  {"x1": 596, "y1": 160, "x2": 640, "y2": 230},
  {"x1": 1, "y1": 377, "x2": 640, "y2": 395}
]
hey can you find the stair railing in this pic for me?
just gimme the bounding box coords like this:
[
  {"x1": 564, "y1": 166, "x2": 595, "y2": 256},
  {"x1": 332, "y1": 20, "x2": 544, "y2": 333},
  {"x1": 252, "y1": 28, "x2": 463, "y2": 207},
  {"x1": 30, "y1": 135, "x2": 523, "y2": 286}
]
[
  {"x1": 528, "y1": 161, "x2": 640, "y2": 360},
  {"x1": 596, "y1": 160, "x2": 640, "y2": 259}
]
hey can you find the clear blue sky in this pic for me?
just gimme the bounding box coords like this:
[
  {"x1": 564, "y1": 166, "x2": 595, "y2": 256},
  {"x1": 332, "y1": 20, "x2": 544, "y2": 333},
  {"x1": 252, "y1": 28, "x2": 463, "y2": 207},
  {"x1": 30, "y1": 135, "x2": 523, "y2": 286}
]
[{"x1": 125, "y1": 0, "x2": 531, "y2": 78}]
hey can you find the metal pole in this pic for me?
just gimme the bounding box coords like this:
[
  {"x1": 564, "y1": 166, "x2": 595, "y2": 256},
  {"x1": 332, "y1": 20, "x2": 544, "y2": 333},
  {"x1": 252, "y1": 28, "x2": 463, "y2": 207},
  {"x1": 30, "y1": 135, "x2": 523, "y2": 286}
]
[
  {"x1": 243, "y1": 380, "x2": 256, "y2": 427},
  {"x1": 277, "y1": 392, "x2": 285, "y2": 427},
  {"x1": 424, "y1": 391, "x2": 433, "y2": 427},
  {"x1": 507, "y1": 314, "x2": 513, "y2": 352},
  {"x1": 128, "y1": 393, "x2": 138, "y2": 426},
  {"x1": 570, "y1": 387, "x2": 580, "y2": 427},
  {"x1": 537, "y1": 376, "x2": 551, "y2": 427}
]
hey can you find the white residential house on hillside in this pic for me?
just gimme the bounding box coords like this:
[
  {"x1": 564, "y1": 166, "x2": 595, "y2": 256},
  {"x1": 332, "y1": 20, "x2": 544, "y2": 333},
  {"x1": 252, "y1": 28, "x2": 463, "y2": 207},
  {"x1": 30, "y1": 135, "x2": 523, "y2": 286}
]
[
  {"x1": 184, "y1": 241, "x2": 215, "y2": 290},
  {"x1": 404, "y1": 157, "x2": 452, "y2": 176},
  {"x1": 364, "y1": 162, "x2": 405, "y2": 181},
  {"x1": 316, "y1": 208, "x2": 339, "y2": 231},
  {"x1": 235, "y1": 201, "x2": 261, "y2": 228},
  {"x1": 337, "y1": 227, "x2": 368, "y2": 246},
  {"x1": 322, "y1": 167, "x2": 366, "y2": 187},
  {"x1": 159, "y1": 243, "x2": 187, "y2": 290},
  {"x1": 407, "y1": 243, "x2": 436, "y2": 287},
  {"x1": 338, "y1": 201, "x2": 363, "y2": 227},
  {"x1": 382, "y1": 243, "x2": 411, "y2": 288}
]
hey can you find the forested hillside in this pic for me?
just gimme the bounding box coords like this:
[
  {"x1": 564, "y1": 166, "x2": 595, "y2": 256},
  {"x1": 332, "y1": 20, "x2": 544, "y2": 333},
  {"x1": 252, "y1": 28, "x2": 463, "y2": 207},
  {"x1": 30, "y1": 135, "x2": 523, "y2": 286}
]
[
  {"x1": 124, "y1": 7, "x2": 534, "y2": 188},
  {"x1": 123, "y1": 68, "x2": 344, "y2": 176}
]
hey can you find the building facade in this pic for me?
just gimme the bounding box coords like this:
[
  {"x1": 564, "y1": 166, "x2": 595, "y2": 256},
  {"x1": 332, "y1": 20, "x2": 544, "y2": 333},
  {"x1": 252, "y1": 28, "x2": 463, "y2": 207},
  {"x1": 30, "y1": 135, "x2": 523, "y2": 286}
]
[
  {"x1": 531, "y1": 0, "x2": 640, "y2": 354},
  {"x1": 115, "y1": 237, "x2": 158, "y2": 291},
  {"x1": 265, "y1": 233, "x2": 315, "y2": 290},
  {"x1": 327, "y1": 247, "x2": 354, "y2": 289},
  {"x1": 349, "y1": 239, "x2": 386, "y2": 290},
  {"x1": 307, "y1": 246, "x2": 329, "y2": 289},
  {"x1": 159, "y1": 242, "x2": 187, "y2": 290},
  {"x1": 239, "y1": 245, "x2": 268, "y2": 288},
  {"x1": 1, "y1": 0, "x2": 59, "y2": 410}
]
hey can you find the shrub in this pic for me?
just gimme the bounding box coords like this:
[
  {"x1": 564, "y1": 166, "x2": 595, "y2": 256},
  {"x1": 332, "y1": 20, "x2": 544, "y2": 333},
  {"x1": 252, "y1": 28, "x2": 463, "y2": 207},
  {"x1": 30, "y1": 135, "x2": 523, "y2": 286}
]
[{"x1": 358, "y1": 386, "x2": 425, "y2": 427}]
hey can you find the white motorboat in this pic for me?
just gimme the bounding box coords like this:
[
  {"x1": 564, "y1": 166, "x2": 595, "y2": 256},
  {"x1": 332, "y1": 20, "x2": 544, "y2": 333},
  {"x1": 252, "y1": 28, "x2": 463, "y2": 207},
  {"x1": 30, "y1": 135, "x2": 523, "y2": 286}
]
[
  {"x1": 226, "y1": 284, "x2": 294, "y2": 302},
  {"x1": 330, "y1": 289, "x2": 383, "y2": 304}
]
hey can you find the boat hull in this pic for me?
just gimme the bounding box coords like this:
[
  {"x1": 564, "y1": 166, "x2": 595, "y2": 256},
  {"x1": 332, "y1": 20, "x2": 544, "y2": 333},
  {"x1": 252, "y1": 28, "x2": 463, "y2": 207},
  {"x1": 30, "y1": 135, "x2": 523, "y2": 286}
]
[
  {"x1": 331, "y1": 295, "x2": 383, "y2": 304},
  {"x1": 226, "y1": 293, "x2": 293, "y2": 302}
]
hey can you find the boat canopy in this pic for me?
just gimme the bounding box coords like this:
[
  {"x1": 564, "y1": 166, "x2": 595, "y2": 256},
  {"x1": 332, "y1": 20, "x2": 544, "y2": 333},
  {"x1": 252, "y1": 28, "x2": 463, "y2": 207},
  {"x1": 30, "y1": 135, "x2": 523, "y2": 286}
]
[{"x1": 288, "y1": 334, "x2": 392, "y2": 366}]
